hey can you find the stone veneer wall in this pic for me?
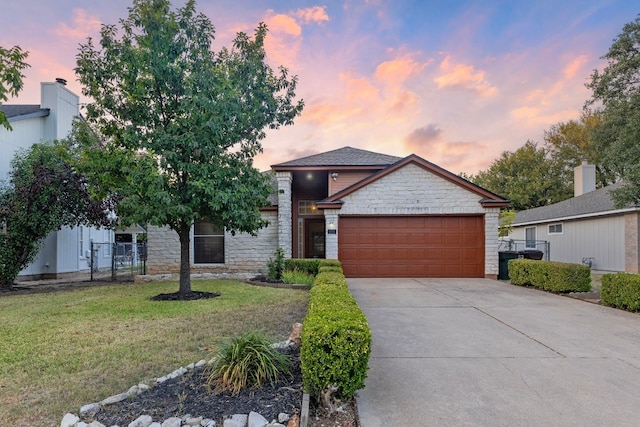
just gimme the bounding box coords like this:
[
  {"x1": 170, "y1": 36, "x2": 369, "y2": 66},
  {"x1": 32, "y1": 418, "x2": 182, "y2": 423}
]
[
  {"x1": 332, "y1": 163, "x2": 500, "y2": 277},
  {"x1": 276, "y1": 172, "x2": 293, "y2": 258},
  {"x1": 146, "y1": 211, "x2": 278, "y2": 279},
  {"x1": 625, "y1": 212, "x2": 640, "y2": 273}
]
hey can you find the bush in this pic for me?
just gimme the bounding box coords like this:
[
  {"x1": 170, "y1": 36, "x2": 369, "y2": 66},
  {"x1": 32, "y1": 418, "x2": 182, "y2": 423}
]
[
  {"x1": 508, "y1": 259, "x2": 591, "y2": 293},
  {"x1": 601, "y1": 273, "x2": 640, "y2": 311},
  {"x1": 282, "y1": 268, "x2": 315, "y2": 287},
  {"x1": 206, "y1": 331, "x2": 291, "y2": 396},
  {"x1": 267, "y1": 247, "x2": 285, "y2": 281},
  {"x1": 301, "y1": 268, "x2": 370, "y2": 400},
  {"x1": 318, "y1": 266, "x2": 343, "y2": 274},
  {"x1": 284, "y1": 259, "x2": 343, "y2": 277}
]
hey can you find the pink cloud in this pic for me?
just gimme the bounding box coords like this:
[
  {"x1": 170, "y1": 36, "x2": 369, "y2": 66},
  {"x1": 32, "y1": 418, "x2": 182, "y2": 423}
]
[
  {"x1": 434, "y1": 55, "x2": 497, "y2": 97},
  {"x1": 293, "y1": 6, "x2": 329, "y2": 24},
  {"x1": 54, "y1": 8, "x2": 102, "y2": 40},
  {"x1": 374, "y1": 54, "x2": 428, "y2": 86}
]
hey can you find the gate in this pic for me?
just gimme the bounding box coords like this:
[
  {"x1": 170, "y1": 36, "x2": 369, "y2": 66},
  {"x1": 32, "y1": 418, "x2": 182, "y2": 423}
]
[{"x1": 90, "y1": 241, "x2": 147, "y2": 281}]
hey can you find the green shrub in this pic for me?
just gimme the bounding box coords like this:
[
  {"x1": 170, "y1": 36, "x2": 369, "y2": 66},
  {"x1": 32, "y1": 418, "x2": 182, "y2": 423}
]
[
  {"x1": 267, "y1": 247, "x2": 285, "y2": 281},
  {"x1": 301, "y1": 268, "x2": 370, "y2": 400},
  {"x1": 318, "y1": 266, "x2": 343, "y2": 274},
  {"x1": 282, "y1": 268, "x2": 315, "y2": 287},
  {"x1": 601, "y1": 273, "x2": 640, "y2": 311},
  {"x1": 206, "y1": 331, "x2": 291, "y2": 396},
  {"x1": 284, "y1": 259, "x2": 342, "y2": 276},
  {"x1": 508, "y1": 259, "x2": 591, "y2": 293}
]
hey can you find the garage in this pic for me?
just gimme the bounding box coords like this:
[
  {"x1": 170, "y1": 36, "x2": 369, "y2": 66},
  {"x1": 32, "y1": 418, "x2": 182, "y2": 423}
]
[{"x1": 339, "y1": 215, "x2": 485, "y2": 278}]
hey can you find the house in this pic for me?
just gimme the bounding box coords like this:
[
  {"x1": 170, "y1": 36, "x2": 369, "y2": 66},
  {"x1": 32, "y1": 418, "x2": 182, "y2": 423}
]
[
  {"x1": 510, "y1": 162, "x2": 640, "y2": 273},
  {"x1": 0, "y1": 80, "x2": 114, "y2": 280},
  {"x1": 147, "y1": 146, "x2": 509, "y2": 278}
]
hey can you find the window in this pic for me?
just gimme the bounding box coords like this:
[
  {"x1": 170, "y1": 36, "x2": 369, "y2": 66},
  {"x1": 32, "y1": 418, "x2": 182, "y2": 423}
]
[
  {"x1": 194, "y1": 221, "x2": 224, "y2": 264},
  {"x1": 548, "y1": 223, "x2": 563, "y2": 235},
  {"x1": 525, "y1": 227, "x2": 536, "y2": 249},
  {"x1": 79, "y1": 226, "x2": 85, "y2": 257},
  {"x1": 298, "y1": 200, "x2": 319, "y2": 215}
]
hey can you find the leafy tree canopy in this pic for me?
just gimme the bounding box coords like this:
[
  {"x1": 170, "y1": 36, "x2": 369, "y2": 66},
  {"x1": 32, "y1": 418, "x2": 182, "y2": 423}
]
[
  {"x1": 74, "y1": 0, "x2": 303, "y2": 296},
  {"x1": 469, "y1": 141, "x2": 572, "y2": 211},
  {"x1": 0, "y1": 45, "x2": 30, "y2": 130},
  {"x1": 0, "y1": 141, "x2": 114, "y2": 288},
  {"x1": 544, "y1": 109, "x2": 616, "y2": 189},
  {"x1": 586, "y1": 13, "x2": 640, "y2": 207}
]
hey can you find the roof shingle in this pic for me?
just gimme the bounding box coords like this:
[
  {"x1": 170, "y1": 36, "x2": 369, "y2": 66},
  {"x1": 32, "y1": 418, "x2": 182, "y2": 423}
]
[
  {"x1": 513, "y1": 181, "x2": 631, "y2": 225},
  {"x1": 0, "y1": 104, "x2": 49, "y2": 120},
  {"x1": 272, "y1": 146, "x2": 402, "y2": 168}
]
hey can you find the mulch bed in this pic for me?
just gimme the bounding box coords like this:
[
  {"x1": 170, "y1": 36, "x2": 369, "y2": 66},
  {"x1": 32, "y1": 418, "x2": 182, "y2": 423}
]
[{"x1": 93, "y1": 347, "x2": 303, "y2": 426}]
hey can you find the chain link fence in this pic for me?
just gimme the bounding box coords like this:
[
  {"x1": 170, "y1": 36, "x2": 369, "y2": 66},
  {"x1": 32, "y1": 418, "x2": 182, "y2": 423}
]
[{"x1": 90, "y1": 241, "x2": 147, "y2": 281}]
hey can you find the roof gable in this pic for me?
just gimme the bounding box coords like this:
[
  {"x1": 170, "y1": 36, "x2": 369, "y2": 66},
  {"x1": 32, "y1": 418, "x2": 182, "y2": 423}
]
[
  {"x1": 513, "y1": 181, "x2": 634, "y2": 225},
  {"x1": 318, "y1": 154, "x2": 509, "y2": 209},
  {"x1": 272, "y1": 146, "x2": 402, "y2": 169}
]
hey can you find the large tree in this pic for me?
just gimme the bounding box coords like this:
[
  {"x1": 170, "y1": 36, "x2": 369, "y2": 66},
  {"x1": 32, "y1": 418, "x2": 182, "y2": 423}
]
[
  {"x1": 0, "y1": 141, "x2": 113, "y2": 288},
  {"x1": 586, "y1": 14, "x2": 640, "y2": 207},
  {"x1": 0, "y1": 45, "x2": 29, "y2": 130},
  {"x1": 75, "y1": 0, "x2": 303, "y2": 298},
  {"x1": 544, "y1": 109, "x2": 616, "y2": 188},
  {"x1": 470, "y1": 140, "x2": 572, "y2": 211}
]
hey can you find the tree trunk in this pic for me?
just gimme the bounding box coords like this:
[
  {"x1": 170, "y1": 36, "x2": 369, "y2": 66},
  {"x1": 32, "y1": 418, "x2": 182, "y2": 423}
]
[{"x1": 178, "y1": 221, "x2": 192, "y2": 297}]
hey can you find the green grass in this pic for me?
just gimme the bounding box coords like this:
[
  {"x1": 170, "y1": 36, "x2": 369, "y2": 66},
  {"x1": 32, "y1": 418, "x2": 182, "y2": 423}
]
[
  {"x1": 282, "y1": 269, "x2": 315, "y2": 287},
  {"x1": 0, "y1": 280, "x2": 309, "y2": 426}
]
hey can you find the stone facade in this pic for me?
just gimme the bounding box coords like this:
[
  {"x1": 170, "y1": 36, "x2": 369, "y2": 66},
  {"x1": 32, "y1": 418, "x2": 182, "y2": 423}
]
[
  {"x1": 625, "y1": 212, "x2": 640, "y2": 273},
  {"x1": 327, "y1": 163, "x2": 500, "y2": 277},
  {"x1": 146, "y1": 211, "x2": 278, "y2": 279},
  {"x1": 276, "y1": 172, "x2": 293, "y2": 259}
]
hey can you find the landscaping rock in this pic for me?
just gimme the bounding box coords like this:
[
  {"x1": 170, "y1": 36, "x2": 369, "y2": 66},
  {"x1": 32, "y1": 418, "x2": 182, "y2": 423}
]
[
  {"x1": 223, "y1": 414, "x2": 248, "y2": 427},
  {"x1": 248, "y1": 411, "x2": 269, "y2": 427},
  {"x1": 61, "y1": 413, "x2": 80, "y2": 427},
  {"x1": 201, "y1": 419, "x2": 216, "y2": 427},
  {"x1": 278, "y1": 413, "x2": 290, "y2": 423},
  {"x1": 161, "y1": 417, "x2": 182, "y2": 427},
  {"x1": 87, "y1": 421, "x2": 107, "y2": 427},
  {"x1": 128, "y1": 414, "x2": 153, "y2": 427},
  {"x1": 101, "y1": 392, "x2": 129, "y2": 405},
  {"x1": 80, "y1": 402, "x2": 101, "y2": 418}
]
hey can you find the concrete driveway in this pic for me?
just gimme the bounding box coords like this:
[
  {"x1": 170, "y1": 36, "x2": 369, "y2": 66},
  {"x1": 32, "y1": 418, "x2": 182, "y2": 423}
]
[{"x1": 349, "y1": 278, "x2": 640, "y2": 427}]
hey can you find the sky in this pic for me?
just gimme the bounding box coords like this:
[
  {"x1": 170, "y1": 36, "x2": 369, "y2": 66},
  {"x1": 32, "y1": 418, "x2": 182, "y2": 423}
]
[{"x1": 1, "y1": 1, "x2": 638, "y2": 174}]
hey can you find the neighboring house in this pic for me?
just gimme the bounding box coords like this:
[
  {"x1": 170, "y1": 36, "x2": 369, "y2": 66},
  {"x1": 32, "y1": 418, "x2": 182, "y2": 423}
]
[
  {"x1": 0, "y1": 80, "x2": 114, "y2": 279},
  {"x1": 510, "y1": 163, "x2": 640, "y2": 273},
  {"x1": 147, "y1": 146, "x2": 509, "y2": 278}
]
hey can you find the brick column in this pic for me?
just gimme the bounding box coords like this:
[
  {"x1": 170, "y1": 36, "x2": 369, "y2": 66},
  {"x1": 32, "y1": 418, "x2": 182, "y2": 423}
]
[
  {"x1": 276, "y1": 172, "x2": 293, "y2": 258},
  {"x1": 324, "y1": 211, "x2": 339, "y2": 260}
]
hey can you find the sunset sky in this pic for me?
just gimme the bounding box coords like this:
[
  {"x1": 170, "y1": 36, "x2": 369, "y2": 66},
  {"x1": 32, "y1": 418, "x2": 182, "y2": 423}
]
[{"x1": 1, "y1": 1, "x2": 637, "y2": 174}]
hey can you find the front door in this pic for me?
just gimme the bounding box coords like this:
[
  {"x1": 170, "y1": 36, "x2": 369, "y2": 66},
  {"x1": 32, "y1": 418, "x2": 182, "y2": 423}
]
[{"x1": 305, "y1": 218, "x2": 325, "y2": 258}]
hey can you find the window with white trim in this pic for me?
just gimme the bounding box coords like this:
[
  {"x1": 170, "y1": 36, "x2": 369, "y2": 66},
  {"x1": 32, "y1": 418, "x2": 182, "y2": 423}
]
[
  {"x1": 194, "y1": 220, "x2": 224, "y2": 264},
  {"x1": 548, "y1": 223, "x2": 563, "y2": 235},
  {"x1": 525, "y1": 227, "x2": 536, "y2": 249}
]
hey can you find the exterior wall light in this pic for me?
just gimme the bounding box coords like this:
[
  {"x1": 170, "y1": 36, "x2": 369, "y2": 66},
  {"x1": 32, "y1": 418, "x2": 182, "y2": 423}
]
[{"x1": 331, "y1": 172, "x2": 339, "y2": 181}]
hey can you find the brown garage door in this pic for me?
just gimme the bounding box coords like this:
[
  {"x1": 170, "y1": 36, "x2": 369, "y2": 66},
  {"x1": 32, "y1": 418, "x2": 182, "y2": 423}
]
[{"x1": 339, "y1": 215, "x2": 484, "y2": 278}]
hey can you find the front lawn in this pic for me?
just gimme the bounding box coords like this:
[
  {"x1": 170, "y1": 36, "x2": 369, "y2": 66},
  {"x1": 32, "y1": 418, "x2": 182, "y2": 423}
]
[{"x1": 0, "y1": 280, "x2": 309, "y2": 426}]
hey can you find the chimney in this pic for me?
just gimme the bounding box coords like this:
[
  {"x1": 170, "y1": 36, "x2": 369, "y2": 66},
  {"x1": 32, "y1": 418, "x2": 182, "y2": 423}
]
[{"x1": 574, "y1": 161, "x2": 596, "y2": 197}]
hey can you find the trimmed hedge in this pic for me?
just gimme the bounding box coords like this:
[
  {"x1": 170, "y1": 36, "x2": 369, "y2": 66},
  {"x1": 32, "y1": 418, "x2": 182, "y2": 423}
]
[
  {"x1": 301, "y1": 263, "x2": 371, "y2": 400},
  {"x1": 601, "y1": 273, "x2": 640, "y2": 312},
  {"x1": 508, "y1": 259, "x2": 591, "y2": 293},
  {"x1": 284, "y1": 258, "x2": 342, "y2": 276},
  {"x1": 318, "y1": 265, "x2": 344, "y2": 274}
]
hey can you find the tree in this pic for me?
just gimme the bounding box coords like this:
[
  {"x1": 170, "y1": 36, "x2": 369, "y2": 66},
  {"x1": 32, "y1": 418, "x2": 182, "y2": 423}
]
[
  {"x1": 0, "y1": 141, "x2": 113, "y2": 288},
  {"x1": 469, "y1": 141, "x2": 572, "y2": 211},
  {"x1": 586, "y1": 14, "x2": 640, "y2": 207},
  {"x1": 74, "y1": 0, "x2": 303, "y2": 298},
  {"x1": 0, "y1": 45, "x2": 30, "y2": 130},
  {"x1": 544, "y1": 109, "x2": 617, "y2": 188}
]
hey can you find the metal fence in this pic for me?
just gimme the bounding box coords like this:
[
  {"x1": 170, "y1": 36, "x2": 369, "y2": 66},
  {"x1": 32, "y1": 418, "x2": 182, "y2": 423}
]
[
  {"x1": 498, "y1": 239, "x2": 550, "y2": 261},
  {"x1": 90, "y1": 241, "x2": 147, "y2": 281}
]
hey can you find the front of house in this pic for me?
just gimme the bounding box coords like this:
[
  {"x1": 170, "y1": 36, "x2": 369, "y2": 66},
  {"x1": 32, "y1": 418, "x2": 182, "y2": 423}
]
[{"x1": 147, "y1": 147, "x2": 509, "y2": 279}]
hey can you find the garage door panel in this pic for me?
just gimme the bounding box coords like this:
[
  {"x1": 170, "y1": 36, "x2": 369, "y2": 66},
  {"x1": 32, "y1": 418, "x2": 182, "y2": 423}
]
[{"x1": 339, "y1": 216, "x2": 484, "y2": 278}]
